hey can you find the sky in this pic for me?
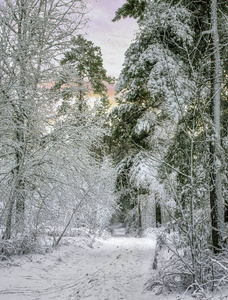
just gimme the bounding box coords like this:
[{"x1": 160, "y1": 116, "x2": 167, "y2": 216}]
[{"x1": 84, "y1": 0, "x2": 138, "y2": 102}]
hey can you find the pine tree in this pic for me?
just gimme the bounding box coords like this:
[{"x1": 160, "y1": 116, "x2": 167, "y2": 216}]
[
  {"x1": 113, "y1": 0, "x2": 227, "y2": 291},
  {"x1": 112, "y1": 0, "x2": 147, "y2": 21},
  {"x1": 110, "y1": 0, "x2": 195, "y2": 232},
  {"x1": 113, "y1": 0, "x2": 227, "y2": 251},
  {"x1": 53, "y1": 34, "x2": 114, "y2": 113}
]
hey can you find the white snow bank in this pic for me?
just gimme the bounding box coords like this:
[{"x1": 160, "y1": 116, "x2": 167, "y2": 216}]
[{"x1": 0, "y1": 235, "x2": 227, "y2": 300}]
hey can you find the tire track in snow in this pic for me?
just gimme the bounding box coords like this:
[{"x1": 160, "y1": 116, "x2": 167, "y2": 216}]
[{"x1": 0, "y1": 236, "x2": 156, "y2": 300}]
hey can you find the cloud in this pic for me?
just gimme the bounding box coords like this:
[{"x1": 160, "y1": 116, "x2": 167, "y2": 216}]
[{"x1": 85, "y1": 0, "x2": 138, "y2": 78}]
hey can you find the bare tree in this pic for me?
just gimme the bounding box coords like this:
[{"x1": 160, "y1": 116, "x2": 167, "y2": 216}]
[{"x1": 0, "y1": 0, "x2": 87, "y2": 239}]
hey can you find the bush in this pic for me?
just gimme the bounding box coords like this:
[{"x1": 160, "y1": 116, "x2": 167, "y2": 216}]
[
  {"x1": 0, "y1": 234, "x2": 38, "y2": 259},
  {"x1": 146, "y1": 227, "x2": 228, "y2": 298}
]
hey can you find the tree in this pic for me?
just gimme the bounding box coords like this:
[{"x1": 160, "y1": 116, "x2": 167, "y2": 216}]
[
  {"x1": 54, "y1": 34, "x2": 114, "y2": 113},
  {"x1": 110, "y1": 0, "x2": 194, "y2": 232},
  {"x1": 33, "y1": 34, "x2": 117, "y2": 246},
  {"x1": 113, "y1": 0, "x2": 228, "y2": 292},
  {"x1": 34, "y1": 114, "x2": 117, "y2": 246},
  {"x1": 0, "y1": 0, "x2": 87, "y2": 240},
  {"x1": 113, "y1": 0, "x2": 227, "y2": 249},
  {"x1": 112, "y1": 0, "x2": 148, "y2": 21},
  {"x1": 209, "y1": 0, "x2": 224, "y2": 253}
]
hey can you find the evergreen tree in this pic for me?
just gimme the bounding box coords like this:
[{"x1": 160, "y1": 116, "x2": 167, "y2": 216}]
[
  {"x1": 53, "y1": 34, "x2": 114, "y2": 113},
  {"x1": 112, "y1": 0, "x2": 148, "y2": 21},
  {"x1": 113, "y1": 0, "x2": 227, "y2": 291},
  {"x1": 110, "y1": 0, "x2": 194, "y2": 232},
  {"x1": 113, "y1": 0, "x2": 227, "y2": 247}
]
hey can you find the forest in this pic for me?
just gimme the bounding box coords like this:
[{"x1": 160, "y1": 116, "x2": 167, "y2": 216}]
[{"x1": 0, "y1": 0, "x2": 228, "y2": 298}]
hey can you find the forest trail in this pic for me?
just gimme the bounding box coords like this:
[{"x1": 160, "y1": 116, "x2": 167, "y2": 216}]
[{"x1": 0, "y1": 231, "x2": 157, "y2": 300}]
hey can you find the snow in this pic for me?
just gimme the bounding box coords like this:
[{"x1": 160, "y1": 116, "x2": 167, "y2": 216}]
[
  {"x1": 0, "y1": 233, "x2": 226, "y2": 300},
  {"x1": 0, "y1": 235, "x2": 154, "y2": 300}
]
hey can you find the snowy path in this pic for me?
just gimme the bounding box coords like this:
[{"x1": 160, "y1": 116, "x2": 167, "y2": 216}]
[{"x1": 0, "y1": 234, "x2": 157, "y2": 300}]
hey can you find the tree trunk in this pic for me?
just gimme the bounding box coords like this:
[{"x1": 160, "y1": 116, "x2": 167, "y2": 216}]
[
  {"x1": 138, "y1": 200, "x2": 142, "y2": 234},
  {"x1": 224, "y1": 202, "x2": 228, "y2": 223},
  {"x1": 4, "y1": 195, "x2": 16, "y2": 240},
  {"x1": 13, "y1": 1, "x2": 28, "y2": 235},
  {"x1": 209, "y1": 0, "x2": 223, "y2": 253},
  {"x1": 155, "y1": 193, "x2": 162, "y2": 227},
  {"x1": 4, "y1": 2, "x2": 28, "y2": 238}
]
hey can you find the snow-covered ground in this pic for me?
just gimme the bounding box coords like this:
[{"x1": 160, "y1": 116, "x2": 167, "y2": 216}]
[{"x1": 0, "y1": 230, "x2": 226, "y2": 300}]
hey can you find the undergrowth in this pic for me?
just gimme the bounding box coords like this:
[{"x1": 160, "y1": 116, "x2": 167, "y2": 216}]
[{"x1": 146, "y1": 226, "x2": 228, "y2": 299}]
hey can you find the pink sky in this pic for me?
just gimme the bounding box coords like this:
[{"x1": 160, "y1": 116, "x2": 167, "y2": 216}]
[{"x1": 85, "y1": 0, "x2": 138, "y2": 79}]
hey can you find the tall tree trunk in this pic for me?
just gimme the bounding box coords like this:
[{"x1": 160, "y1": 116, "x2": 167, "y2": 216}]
[
  {"x1": 4, "y1": 190, "x2": 16, "y2": 240},
  {"x1": 14, "y1": 1, "x2": 27, "y2": 235},
  {"x1": 155, "y1": 193, "x2": 162, "y2": 227},
  {"x1": 78, "y1": 69, "x2": 84, "y2": 112},
  {"x1": 209, "y1": 0, "x2": 223, "y2": 253},
  {"x1": 138, "y1": 199, "x2": 142, "y2": 234},
  {"x1": 5, "y1": 0, "x2": 28, "y2": 238}
]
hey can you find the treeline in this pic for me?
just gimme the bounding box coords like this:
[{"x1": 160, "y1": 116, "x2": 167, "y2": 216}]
[
  {"x1": 0, "y1": 0, "x2": 116, "y2": 256},
  {"x1": 109, "y1": 0, "x2": 228, "y2": 295}
]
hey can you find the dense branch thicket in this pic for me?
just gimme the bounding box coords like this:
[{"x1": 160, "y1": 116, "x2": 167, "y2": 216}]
[{"x1": 0, "y1": 0, "x2": 116, "y2": 256}]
